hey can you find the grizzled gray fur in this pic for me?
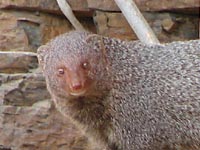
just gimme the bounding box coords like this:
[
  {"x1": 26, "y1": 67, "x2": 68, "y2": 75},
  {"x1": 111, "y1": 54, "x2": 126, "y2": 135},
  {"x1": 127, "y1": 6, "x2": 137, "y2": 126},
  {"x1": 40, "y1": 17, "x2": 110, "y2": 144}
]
[{"x1": 37, "y1": 31, "x2": 200, "y2": 150}]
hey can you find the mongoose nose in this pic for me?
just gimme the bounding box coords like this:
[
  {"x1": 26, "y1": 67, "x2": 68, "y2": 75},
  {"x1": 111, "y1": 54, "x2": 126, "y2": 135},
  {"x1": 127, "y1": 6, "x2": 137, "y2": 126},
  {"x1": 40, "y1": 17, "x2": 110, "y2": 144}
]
[{"x1": 71, "y1": 83, "x2": 83, "y2": 91}]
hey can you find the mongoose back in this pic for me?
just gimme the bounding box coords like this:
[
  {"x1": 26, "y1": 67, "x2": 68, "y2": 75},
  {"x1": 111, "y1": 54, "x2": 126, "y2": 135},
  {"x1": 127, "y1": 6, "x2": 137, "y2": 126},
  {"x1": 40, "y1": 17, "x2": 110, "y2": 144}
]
[{"x1": 37, "y1": 31, "x2": 200, "y2": 150}]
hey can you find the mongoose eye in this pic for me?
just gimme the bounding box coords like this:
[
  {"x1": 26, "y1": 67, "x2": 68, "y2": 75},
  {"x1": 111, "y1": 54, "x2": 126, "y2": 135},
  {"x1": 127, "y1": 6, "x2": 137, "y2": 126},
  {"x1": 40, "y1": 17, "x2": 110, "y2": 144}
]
[
  {"x1": 58, "y1": 68, "x2": 65, "y2": 75},
  {"x1": 82, "y1": 62, "x2": 90, "y2": 70}
]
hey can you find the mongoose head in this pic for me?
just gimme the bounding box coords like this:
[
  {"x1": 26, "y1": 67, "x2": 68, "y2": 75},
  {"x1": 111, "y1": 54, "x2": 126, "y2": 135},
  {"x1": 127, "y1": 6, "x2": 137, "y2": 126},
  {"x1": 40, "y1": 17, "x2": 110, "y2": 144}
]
[{"x1": 37, "y1": 31, "x2": 111, "y2": 99}]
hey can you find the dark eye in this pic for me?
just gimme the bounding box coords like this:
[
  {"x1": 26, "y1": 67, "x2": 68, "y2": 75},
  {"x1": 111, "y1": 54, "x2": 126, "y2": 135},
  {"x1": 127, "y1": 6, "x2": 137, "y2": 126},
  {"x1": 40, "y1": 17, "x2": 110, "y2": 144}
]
[
  {"x1": 82, "y1": 62, "x2": 90, "y2": 70},
  {"x1": 58, "y1": 68, "x2": 65, "y2": 75}
]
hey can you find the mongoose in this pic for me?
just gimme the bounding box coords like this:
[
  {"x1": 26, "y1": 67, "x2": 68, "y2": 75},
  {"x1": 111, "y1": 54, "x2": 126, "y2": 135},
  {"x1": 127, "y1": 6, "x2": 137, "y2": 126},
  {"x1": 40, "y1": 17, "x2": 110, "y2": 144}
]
[{"x1": 37, "y1": 31, "x2": 200, "y2": 150}]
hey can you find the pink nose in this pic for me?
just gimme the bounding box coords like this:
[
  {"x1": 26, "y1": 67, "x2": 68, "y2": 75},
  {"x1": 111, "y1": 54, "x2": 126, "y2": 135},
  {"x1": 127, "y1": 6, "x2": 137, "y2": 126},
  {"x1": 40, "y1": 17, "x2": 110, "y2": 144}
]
[{"x1": 71, "y1": 83, "x2": 82, "y2": 90}]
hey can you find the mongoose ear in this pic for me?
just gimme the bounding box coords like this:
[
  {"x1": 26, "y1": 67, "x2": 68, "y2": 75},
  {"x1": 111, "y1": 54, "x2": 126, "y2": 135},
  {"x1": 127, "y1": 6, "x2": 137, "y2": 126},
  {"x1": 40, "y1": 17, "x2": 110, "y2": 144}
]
[
  {"x1": 37, "y1": 45, "x2": 49, "y2": 70},
  {"x1": 85, "y1": 34, "x2": 103, "y2": 49},
  {"x1": 85, "y1": 34, "x2": 108, "y2": 67},
  {"x1": 85, "y1": 34, "x2": 107, "y2": 55}
]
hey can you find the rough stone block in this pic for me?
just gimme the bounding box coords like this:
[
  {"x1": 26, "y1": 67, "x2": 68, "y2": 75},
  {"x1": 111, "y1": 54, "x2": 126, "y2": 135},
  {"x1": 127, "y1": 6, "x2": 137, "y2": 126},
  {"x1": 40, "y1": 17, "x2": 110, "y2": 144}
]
[
  {"x1": 0, "y1": 105, "x2": 89, "y2": 150},
  {"x1": 0, "y1": 72, "x2": 50, "y2": 106},
  {"x1": 0, "y1": 52, "x2": 38, "y2": 73},
  {"x1": 87, "y1": 0, "x2": 200, "y2": 13},
  {"x1": 0, "y1": 0, "x2": 90, "y2": 15},
  {"x1": 94, "y1": 11, "x2": 199, "y2": 42}
]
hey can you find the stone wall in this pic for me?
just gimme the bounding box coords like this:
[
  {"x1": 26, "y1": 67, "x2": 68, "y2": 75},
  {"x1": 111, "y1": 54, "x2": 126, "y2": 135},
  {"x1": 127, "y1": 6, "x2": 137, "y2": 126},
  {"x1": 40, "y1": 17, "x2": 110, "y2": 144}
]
[{"x1": 0, "y1": 0, "x2": 199, "y2": 149}]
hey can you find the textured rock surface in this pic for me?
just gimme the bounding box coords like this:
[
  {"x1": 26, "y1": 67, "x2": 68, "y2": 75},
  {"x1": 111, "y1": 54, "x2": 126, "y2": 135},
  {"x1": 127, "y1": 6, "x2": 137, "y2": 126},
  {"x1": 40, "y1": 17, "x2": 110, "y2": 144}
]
[
  {"x1": 94, "y1": 11, "x2": 136, "y2": 40},
  {"x1": 0, "y1": 52, "x2": 38, "y2": 73},
  {"x1": 0, "y1": 9, "x2": 95, "y2": 52},
  {"x1": 1, "y1": 0, "x2": 199, "y2": 14},
  {"x1": 0, "y1": 72, "x2": 50, "y2": 106},
  {"x1": 87, "y1": 0, "x2": 200, "y2": 13},
  {"x1": 0, "y1": 11, "x2": 29, "y2": 51},
  {"x1": 0, "y1": 0, "x2": 90, "y2": 15},
  {"x1": 94, "y1": 11, "x2": 199, "y2": 42},
  {"x1": 0, "y1": 104, "x2": 88, "y2": 150},
  {"x1": 0, "y1": 10, "x2": 69, "y2": 52}
]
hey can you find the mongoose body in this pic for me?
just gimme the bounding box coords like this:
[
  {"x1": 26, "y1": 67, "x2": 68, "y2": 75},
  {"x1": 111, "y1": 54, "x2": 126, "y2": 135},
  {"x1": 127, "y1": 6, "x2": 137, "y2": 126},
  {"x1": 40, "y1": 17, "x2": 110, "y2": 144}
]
[{"x1": 37, "y1": 31, "x2": 200, "y2": 150}]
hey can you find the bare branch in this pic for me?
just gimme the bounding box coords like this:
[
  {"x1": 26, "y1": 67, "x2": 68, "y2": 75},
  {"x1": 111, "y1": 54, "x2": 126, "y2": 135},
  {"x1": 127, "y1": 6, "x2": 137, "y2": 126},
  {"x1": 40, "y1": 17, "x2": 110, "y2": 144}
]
[
  {"x1": 114, "y1": 0, "x2": 160, "y2": 45},
  {"x1": 56, "y1": 0, "x2": 84, "y2": 30}
]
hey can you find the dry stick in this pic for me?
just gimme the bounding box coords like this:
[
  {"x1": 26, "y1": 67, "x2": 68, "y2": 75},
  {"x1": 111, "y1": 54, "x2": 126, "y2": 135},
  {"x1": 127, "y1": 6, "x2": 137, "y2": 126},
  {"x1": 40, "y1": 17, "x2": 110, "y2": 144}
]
[
  {"x1": 114, "y1": 0, "x2": 160, "y2": 45},
  {"x1": 56, "y1": 0, "x2": 84, "y2": 30}
]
